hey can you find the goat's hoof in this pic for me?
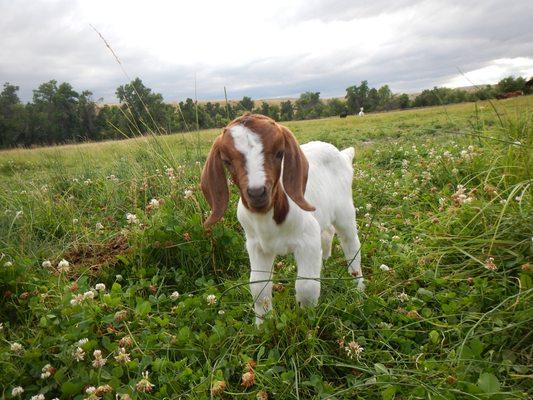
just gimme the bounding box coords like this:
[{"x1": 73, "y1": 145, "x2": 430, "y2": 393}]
[{"x1": 356, "y1": 278, "x2": 365, "y2": 292}]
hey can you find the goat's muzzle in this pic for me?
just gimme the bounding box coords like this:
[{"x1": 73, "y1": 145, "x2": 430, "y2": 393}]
[{"x1": 247, "y1": 185, "x2": 269, "y2": 210}]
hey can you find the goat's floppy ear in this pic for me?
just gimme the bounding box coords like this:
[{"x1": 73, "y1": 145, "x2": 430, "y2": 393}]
[
  {"x1": 281, "y1": 126, "x2": 315, "y2": 211},
  {"x1": 201, "y1": 136, "x2": 229, "y2": 227}
]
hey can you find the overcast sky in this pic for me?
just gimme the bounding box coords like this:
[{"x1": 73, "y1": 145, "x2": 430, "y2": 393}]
[{"x1": 1, "y1": 0, "x2": 533, "y2": 102}]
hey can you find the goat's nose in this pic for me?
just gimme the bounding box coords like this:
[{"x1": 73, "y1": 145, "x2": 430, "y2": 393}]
[{"x1": 247, "y1": 186, "x2": 267, "y2": 199}]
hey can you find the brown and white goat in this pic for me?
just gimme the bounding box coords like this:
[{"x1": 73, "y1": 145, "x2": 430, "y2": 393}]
[{"x1": 201, "y1": 114, "x2": 363, "y2": 325}]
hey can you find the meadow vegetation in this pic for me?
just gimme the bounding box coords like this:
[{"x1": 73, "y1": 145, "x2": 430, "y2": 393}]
[{"x1": 0, "y1": 96, "x2": 531, "y2": 399}]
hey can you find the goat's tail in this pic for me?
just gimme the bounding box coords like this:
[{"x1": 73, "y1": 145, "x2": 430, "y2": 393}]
[{"x1": 341, "y1": 147, "x2": 355, "y2": 163}]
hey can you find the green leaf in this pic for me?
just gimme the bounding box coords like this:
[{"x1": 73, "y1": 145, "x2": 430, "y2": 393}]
[
  {"x1": 135, "y1": 300, "x2": 151, "y2": 316},
  {"x1": 478, "y1": 372, "x2": 500, "y2": 394},
  {"x1": 381, "y1": 385, "x2": 397, "y2": 400},
  {"x1": 111, "y1": 282, "x2": 122, "y2": 293},
  {"x1": 374, "y1": 363, "x2": 389, "y2": 375},
  {"x1": 429, "y1": 330, "x2": 440, "y2": 344},
  {"x1": 61, "y1": 381, "x2": 83, "y2": 396}
]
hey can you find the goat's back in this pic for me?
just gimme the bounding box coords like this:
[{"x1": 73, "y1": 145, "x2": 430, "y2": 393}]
[{"x1": 301, "y1": 141, "x2": 355, "y2": 229}]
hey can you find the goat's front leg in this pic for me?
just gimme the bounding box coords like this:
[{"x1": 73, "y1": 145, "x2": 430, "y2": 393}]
[
  {"x1": 294, "y1": 223, "x2": 322, "y2": 308},
  {"x1": 247, "y1": 240, "x2": 276, "y2": 325}
]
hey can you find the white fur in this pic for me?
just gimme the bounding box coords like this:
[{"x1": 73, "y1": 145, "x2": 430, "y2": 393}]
[
  {"x1": 237, "y1": 141, "x2": 363, "y2": 325},
  {"x1": 229, "y1": 124, "x2": 266, "y2": 189}
]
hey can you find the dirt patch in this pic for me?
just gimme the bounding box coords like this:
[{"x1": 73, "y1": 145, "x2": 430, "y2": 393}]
[{"x1": 64, "y1": 235, "x2": 130, "y2": 276}]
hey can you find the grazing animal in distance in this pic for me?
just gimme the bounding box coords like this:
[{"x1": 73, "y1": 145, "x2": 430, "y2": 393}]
[
  {"x1": 340, "y1": 110, "x2": 348, "y2": 118},
  {"x1": 201, "y1": 113, "x2": 363, "y2": 325},
  {"x1": 495, "y1": 91, "x2": 523, "y2": 100},
  {"x1": 358, "y1": 107, "x2": 365, "y2": 116}
]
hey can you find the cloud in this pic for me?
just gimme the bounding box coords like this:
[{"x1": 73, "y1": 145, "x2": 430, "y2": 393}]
[{"x1": 0, "y1": 0, "x2": 532, "y2": 102}]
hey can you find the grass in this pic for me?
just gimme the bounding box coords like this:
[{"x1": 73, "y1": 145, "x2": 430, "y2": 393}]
[{"x1": 0, "y1": 96, "x2": 532, "y2": 399}]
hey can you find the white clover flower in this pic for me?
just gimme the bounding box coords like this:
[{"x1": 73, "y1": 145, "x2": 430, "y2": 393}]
[
  {"x1": 170, "y1": 291, "x2": 180, "y2": 301},
  {"x1": 149, "y1": 198, "x2": 160, "y2": 208},
  {"x1": 42, "y1": 260, "x2": 52, "y2": 268},
  {"x1": 83, "y1": 291, "x2": 95, "y2": 300},
  {"x1": 3, "y1": 261, "x2": 13, "y2": 267},
  {"x1": 96, "y1": 222, "x2": 104, "y2": 230},
  {"x1": 206, "y1": 294, "x2": 217, "y2": 305},
  {"x1": 345, "y1": 341, "x2": 364, "y2": 359},
  {"x1": 84, "y1": 179, "x2": 92, "y2": 185},
  {"x1": 485, "y1": 257, "x2": 497, "y2": 271},
  {"x1": 126, "y1": 213, "x2": 139, "y2": 225},
  {"x1": 184, "y1": 190, "x2": 193, "y2": 199},
  {"x1": 85, "y1": 386, "x2": 96, "y2": 394},
  {"x1": 392, "y1": 235, "x2": 400, "y2": 241},
  {"x1": 73, "y1": 346, "x2": 85, "y2": 361},
  {"x1": 15, "y1": 210, "x2": 23, "y2": 219},
  {"x1": 10, "y1": 342, "x2": 23, "y2": 353},
  {"x1": 135, "y1": 371, "x2": 155, "y2": 393},
  {"x1": 114, "y1": 347, "x2": 131, "y2": 364},
  {"x1": 379, "y1": 264, "x2": 390, "y2": 271},
  {"x1": 116, "y1": 274, "x2": 123, "y2": 281},
  {"x1": 218, "y1": 310, "x2": 225, "y2": 315},
  {"x1": 57, "y1": 259, "x2": 70, "y2": 273},
  {"x1": 72, "y1": 218, "x2": 79, "y2": 224},
  {"x1": 70, "y1": 294, "x2": 85, "y2": 305},
  {"x1": 92, "y1": 349, "x2": 106, "y2": 368},
  {"x1": 76, "y1": 338, "x2": 89, "y2": 346},
  {"x1": 30, "y1": 394, "x2": 45, "y2": 400},
  {"x1": 12, "y1": 386, "x2": 24, "y2": 397},
  {"x1": 95, "y1": 283, "x2": 106, "y2": 292},
  {"x1": 40, "y1": 363, "x2": 54, "y2": 379},
  {"x1": 165, "y1": 167, "x2": 175, "y2": 178},
  {"x1": 398, "y1": 292, "x2": 409, "y2": 302},
  {"x1": 365, "y1": 203, "x2": 372, "y2": 210}
]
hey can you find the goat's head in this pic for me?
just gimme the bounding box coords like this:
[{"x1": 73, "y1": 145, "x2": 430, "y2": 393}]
[{"x1": 201, "y1": 114, "x2": 315, "y2": 227}]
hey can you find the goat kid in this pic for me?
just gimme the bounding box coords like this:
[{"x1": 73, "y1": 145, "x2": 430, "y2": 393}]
[{"x1": 201, "y1": 114, "x2": 363, "y2": 325}]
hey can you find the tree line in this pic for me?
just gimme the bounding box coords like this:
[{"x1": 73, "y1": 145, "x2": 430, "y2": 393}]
[{"x1": 0, "y1": 75, "x2": 530, "y2": 148}]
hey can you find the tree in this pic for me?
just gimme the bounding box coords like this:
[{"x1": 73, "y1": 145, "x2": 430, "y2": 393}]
[
  {"x1": 31, "y1": 80, "x2": 80, "y2": 143},
  {"x1": 78, "y1": 91, "x2": 99, "y2": 140},
  {"x1": 398, "y1": 93, "x2": 410, "y2": 109},
  {"x1": 325, "y1": 98, "x2": 346, "y2": 116},
  {"x1": 238, "y1": 96, "x2": 254, "y2": 112},
  {"x1": 295, "y1": 92, "x2": 324, "y2": 120},
  {"x1": 115, "y1": 77, "x2": 168, "y2": 135},
  {"x1": 0, "y1": 83, "x2": 26, "y2": 147},
  {"x1": 377, "y1": 85, "x2": 393, "y2": 110},
  {"x1": 497, "y1": 76, "x2": 526, "y2": 93},
  {"x1": 280, "y1": 100, "x2": 294, "y2": 121},
  {"x1": 345, "y1": 80, "x2": 369, "y2": 114}
]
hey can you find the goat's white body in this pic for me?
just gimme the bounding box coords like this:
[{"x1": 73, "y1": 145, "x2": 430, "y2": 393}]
[{"x1": 237, "y1": 141, "x2": 363, "y2": 324}]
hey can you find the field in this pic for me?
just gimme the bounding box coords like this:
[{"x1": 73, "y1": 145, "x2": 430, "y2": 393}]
[{"x1": 0, "y1": 96, "x2": 532, "y2": 399}]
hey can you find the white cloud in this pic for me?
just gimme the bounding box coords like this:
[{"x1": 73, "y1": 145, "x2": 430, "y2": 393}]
[
  {"x1": 443, "y1": 57, "x2": 533, "y2": 88},
  {"x1": 0, "y1": 0, "x2": 532, "y2": 101}
]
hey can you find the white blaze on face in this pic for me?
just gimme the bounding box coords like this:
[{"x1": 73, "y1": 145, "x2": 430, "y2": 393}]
[{"x1": 229, "y1": 124, "x2": 266, "y2": 189}]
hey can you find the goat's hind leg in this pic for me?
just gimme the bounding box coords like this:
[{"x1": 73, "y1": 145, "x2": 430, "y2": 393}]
[
  {"x1": 334, "y1": 208, "x2": 364, "y2": 291},
  {"x1": 321, "y1": 225, "x2": 335, "y2": 260}
]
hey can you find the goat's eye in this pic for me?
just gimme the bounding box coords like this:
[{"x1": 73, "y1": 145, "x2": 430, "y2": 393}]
[
  {"x1": 275, "y1": 151, "x2": 284, "y2": 160},
  {"x1": 222, "y1": 158, "x2": 231, "y2": 166}
]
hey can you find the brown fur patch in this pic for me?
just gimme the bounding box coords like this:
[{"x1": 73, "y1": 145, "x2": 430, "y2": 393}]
[{"x1": 201, "y1": 113, "x2": 314, "y2": 226}]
